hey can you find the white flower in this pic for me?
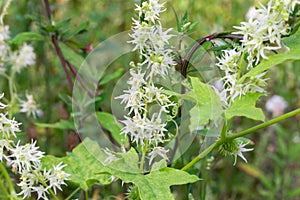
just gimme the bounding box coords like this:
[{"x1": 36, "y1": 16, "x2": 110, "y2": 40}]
[
  {"x1": 32, "y1": 185, "x2": 49, "y2": 200},
  {"x1": 143, "y1": 50, "x2": 175, "y2": 79},
  {"x1": 47, "y1": 162, "x2": 70, "y2": 194},
  {"x1": 0, "y1": 93, "x2": 7, "y2": 109},
  {"x1": 232, "y1": 141, "x2": 254, "y2": 165},
  {"x1": 216, "y1": 49, "x2": 241, "y2": 73},
  {"x1": 148, "y1": 146, "x2": 169, "y2": 164},
  {"x1": 19, "y1": 93, "x2": 41, "y2": 118},
  {"x1": 8, "y1": 140, "x2": 44, "y2": 173},
  {"x1": 0, "y1": 113, "x2": 21, "y2": 138},
  {"x1": 135, "y1": 0, "x2": 166, "y2": 24},
  {"x1": 120, "y1": 113, "x2": 167, "y2": 146},
  {"x1": 11, "y1": 43, "x2": 36, "y2": 73},
  {"x1": 17, "y1": 170, "x2": 35, "y2": 199},
  {"x1": 266, "y1": 95, "x2": 288, "y2": 117}
]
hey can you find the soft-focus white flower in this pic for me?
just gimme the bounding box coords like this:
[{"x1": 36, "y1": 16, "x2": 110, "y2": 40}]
[
  {"x1": 0, "y1": 25, "x2": 10, "y2": 41},
  {"x1": 8, "y1": 140, "x2": 44, "y2": 173},
  {"x1": 266, "y1": 95, "x2": 288, "y2": 117},
  {"x1": 148, "y1": 146, "x2": 169, "y2": 164},
  {"x1": 11, "y1": 43, "x2": 36, "y2": 73},
  {"x1": 103, "y1": 148, "x2": 118, "y2": 165},
  {"x1": 19, "y1": 93, "x2": 41, "y2": 118},
  {"x1": 0, "y1": 93, "x2": 7, "y2": 109},
  {"x1": 0, "y1": 113, "x2": 21, "y2": 138}
]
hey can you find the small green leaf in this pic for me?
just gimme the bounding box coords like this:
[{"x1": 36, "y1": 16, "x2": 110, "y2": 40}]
[
  {"x1": 225, "y1": 93, "x2": 265, "y2": 121},
  {"x1": 171, "y1": 7, "x2": 181, "y2": 32},
  {"x1": 99, "y1": 68, "x2": 124, "y2": 86},
  {"x1": 55, "y1": 18, "x2": 71, "y2": 29},
  {"x1": 9, "y1": 32, "x2": 44, "y2": 45},
  {"x1": 58, "y1": 41, "x2": 85, "y2": 69},
  {"x1": 96, "y1": 112, "x2": 125, "y2": 145},
  {"x1": 63, "y1": 21, "x2": 89, "y2": 40}
]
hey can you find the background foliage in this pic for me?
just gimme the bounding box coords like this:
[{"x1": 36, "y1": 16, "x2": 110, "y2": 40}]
[{"x1": 1, "y1": 0, "x2": 300, "y2": 199}]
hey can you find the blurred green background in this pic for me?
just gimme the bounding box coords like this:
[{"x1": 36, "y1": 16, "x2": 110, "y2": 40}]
[{"x1": 1, "y1": 0, "x2": 300, "y2": 199}]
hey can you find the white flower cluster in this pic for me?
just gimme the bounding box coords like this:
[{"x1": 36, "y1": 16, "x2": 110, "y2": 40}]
[
  {"x1": 117, "y1": 0, "x2": 177, "y2": 165},
  {"x1": 0, "y1": 93, "x2": 70, "y2": 200},
  {"x1": 11, "y1": 43, "x2": 36, "y2": 73},
  {"x1": 0, "y1": 24, "x2": 40, "y2": 118},
  {"x1": 0, "y1": 25, "x2": 36, "y2": 73},
  {"x1": 234, "y1": 0, "x2": 299, "y2": 67},
  {"x1": 216, "y1": 48, "x2": 268, "y2": 104},
  {"x1": 217, "y1": 0, "x2": 299, "y2": 104}
]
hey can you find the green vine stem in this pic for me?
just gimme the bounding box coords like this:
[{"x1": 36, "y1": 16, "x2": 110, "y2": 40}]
[
  {"x1": 0, "y1": 176, "x2": 9, "y2": 197},
  {"x1": 0, "y1": 163, "x2": 17, "y2": 198},
  {"x1": 182, "y1": 108, "x2": 300, "y2": 171},
  {"x1": 65, "y1": 187, "x2": 80, "y2": 200}
]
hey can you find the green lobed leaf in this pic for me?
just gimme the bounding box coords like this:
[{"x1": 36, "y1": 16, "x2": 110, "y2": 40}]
[
  {"x1": 95, "y1": 112, "x2": 125, "y2": 145},
  {"x1": 225, "y1": 93, "x2": 265, "y2": 121},
  {"x1": 238, "y1": 28, "x2": 300, "y2": 83},
  {"x1": 103, "y1": 149, "x2": 200, "y2": 200},
  {"x1": 187, "y1": 76, "x2": 223, "y2": 126},
  {"x1": 9, "y1": 32, "x2": 44, "y2": 45},
  {"x1": 41, "y1": 138, "x2": 112, "y2": 191},
  {"x1": 99, "y1": 68, "x2": 124, "y2": 85},
  {"x1": 42, "y1": 138, "x2": 199, "y2": 198}
]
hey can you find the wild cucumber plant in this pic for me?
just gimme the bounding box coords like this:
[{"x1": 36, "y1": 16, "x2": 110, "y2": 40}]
[{"x1": 0, "y1": 0, "x2": 300, "y2": 199}]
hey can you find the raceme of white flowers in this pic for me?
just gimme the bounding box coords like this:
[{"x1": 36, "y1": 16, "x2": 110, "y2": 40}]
[
  {"x1": 116, "y1": 0, "x2": 177, "y2": 166},
  {"x1": 0, "y1": 93, "x2": 70, "y2": 200},
  {"x1": 216, "y1": 0, "x2": 299, "y2": 104}
]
